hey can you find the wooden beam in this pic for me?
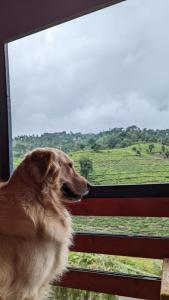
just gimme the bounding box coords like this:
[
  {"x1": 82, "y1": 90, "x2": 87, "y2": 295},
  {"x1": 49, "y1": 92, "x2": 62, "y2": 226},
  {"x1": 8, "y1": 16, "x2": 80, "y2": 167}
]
[
  {"x1": 0, "y1": 0, "x2": 125, "y2": 42},
  {"x1": 66, "y1": 196, "x2": 169, "y2": 217},
  {"x1": 161, "y1": 259, "x2": 169, "y2": 300},
  {"x1": 72, "y1": 233, "x2": 169, "y2": 259},
  {"x1": 86, "y1": 183, "x2": 169, "y2": 198},
  {"x1": 57, "y1": 268, "x2": 161, "y2": 300}
]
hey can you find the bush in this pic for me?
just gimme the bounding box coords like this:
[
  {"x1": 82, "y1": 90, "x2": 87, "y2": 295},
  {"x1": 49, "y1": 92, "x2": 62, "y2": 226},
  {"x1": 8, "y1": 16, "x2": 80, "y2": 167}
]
[{"x1": 79, "y1": 158, "x2": 93, "y2": 179}]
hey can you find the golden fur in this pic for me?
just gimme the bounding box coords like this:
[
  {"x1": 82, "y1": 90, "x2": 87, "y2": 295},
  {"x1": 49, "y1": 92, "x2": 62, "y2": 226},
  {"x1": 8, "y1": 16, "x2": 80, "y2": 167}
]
[{"x1": 0, "y1": 148, "x2": 88, "y2": 300}]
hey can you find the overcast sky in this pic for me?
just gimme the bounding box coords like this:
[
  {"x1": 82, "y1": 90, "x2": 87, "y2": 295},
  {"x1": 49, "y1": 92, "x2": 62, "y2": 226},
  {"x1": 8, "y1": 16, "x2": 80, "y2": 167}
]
[{"x1": 8, "y1": 0, "x2": 169, "y2": 137}]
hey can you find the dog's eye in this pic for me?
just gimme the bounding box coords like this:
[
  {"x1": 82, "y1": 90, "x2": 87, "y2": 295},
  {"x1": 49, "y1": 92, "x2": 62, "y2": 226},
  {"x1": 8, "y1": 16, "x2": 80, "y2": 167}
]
[{"x1": 68, "y1": 162, "x2": 73, "y2": 168}]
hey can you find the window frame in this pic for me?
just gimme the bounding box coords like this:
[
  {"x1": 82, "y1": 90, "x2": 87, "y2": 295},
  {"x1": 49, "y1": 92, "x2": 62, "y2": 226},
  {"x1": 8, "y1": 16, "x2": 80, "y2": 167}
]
[{"x1": 0, "y1": 43, "x2": 13, "y2": 180}]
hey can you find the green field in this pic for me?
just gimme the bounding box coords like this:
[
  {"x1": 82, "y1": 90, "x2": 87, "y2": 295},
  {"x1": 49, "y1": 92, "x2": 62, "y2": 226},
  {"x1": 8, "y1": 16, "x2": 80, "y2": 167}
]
[
  {"x1": 14, "y1": 143, "x2": 169, "y2": 185},
  {"x1": 13, "y1": 143, "x2": 169, "y2": 299},
  {"x1": 70, "y1": 143, "x2": 169, "y2": 185}
]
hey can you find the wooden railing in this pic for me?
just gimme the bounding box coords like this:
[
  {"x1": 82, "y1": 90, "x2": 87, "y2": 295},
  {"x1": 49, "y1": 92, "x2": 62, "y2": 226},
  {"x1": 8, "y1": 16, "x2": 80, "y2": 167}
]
[{"x1": 55, "y1": 184, "x2": 169, "y2": 300}]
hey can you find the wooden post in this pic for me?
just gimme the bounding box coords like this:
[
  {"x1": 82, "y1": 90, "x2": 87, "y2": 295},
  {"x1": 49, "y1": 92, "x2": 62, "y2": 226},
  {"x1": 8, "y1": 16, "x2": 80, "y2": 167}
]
[{"x1": 161, "y1": 259, "x2": 169, "y2": 299}]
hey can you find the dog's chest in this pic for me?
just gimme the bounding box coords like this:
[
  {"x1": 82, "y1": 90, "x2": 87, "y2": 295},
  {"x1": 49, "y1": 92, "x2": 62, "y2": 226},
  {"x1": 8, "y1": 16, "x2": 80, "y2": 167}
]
[
  {"x1": 34, "y1": 240, "x2": 57, "y2": 272},
  {"x1": 17, "y1": 213, "x2": 72, "y2": 287},
  {"x1": 20, "y1": 239, "x2": 64, "y2": 286}
]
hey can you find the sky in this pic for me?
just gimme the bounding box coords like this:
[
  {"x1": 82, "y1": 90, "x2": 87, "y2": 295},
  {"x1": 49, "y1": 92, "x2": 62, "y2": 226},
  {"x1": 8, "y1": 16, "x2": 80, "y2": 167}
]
[{"x1": 8, "y1": 0, "x2": 169, "y2": 137}]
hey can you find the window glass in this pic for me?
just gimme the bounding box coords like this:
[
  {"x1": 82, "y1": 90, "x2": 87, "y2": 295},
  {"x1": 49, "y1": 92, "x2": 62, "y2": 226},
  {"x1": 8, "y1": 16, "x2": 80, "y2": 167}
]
[{"x1": 9, "y1": 0, "x2": 169, "y2": 185}]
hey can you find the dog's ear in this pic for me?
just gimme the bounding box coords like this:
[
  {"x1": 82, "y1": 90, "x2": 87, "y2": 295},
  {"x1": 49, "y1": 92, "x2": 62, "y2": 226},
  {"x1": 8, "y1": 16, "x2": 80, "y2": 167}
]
[{"x1": 25, "y1": 149, "x2": 56, "y2": 184}]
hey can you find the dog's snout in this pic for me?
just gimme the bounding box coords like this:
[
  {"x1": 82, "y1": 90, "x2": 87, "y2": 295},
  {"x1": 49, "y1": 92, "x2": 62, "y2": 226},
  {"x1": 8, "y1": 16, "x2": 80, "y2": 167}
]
[
  {"x1": 87, "y1": 182, "x2": 91, "y2": 190},
  {"x1": 86, "y1": 182, "x2": 91, "y2": 194},
  {"x1": 82, "y1": 182, "x2": 91, "y2": 197}
]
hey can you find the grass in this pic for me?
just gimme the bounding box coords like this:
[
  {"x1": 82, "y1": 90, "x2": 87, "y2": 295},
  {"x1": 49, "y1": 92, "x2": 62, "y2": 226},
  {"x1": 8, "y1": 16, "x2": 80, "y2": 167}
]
[
  {"x1": 70, "y1": 143, "x2": 169, "y2": 184},
  {"x1": 73, "y1": 216, "x2": 169, "y2": 237},
  {"x1": 51, "y1": 287, "x2": 117, "y2": 300},
  {"x1": 69, "y1": 252, "x2": 161, "y2": 277}
]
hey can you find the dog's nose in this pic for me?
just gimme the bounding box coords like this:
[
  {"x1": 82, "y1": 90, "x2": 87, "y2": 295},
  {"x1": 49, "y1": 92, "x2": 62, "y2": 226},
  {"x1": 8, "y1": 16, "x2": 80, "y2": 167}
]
[
  {"x1": 87, "y1": 182, "x2": 91, "y2": 192},
  {"x1": 82, "y1": 182, "x2": 91, "y2": 197}
]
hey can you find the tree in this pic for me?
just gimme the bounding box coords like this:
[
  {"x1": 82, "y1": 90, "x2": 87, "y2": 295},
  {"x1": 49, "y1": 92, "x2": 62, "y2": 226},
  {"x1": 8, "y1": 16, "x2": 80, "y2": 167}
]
[
  {"x1": 161, "y1": 144, "x2": 165, "y2": 153},
  {"x1": 79, "y1": 144, "x2": 85, "y2": 150},
  {"x1": 136, "y1": 149, "x2": 141, "y2": 156},
  {"x1": 165, "y1": 150, "x2": 169, "y2": 158},
  {"x1": 132, "y1": 147, "x2": 141, "y2": 156},
  {"x1": 91, "y1": 143, "x2": 101, "y2": 152},
  {"x1": 88, "y1": 138, "x2": 96, "y2": 148},
  {"x1": 79, "y1": 158, "x2": 93, "y2": 179},
  {"x1": 149, "y1": 144, "x2": 155, "y2": 153},
  {"x1": 132, "y1": 146, "x2": 137, "y2": 152}
]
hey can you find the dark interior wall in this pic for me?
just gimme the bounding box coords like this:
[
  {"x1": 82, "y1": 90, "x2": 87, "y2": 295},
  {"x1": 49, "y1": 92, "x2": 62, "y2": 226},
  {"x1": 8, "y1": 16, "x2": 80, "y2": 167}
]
[{"x1": 0, "y1": 0, "x2": 124, "y2": 42}]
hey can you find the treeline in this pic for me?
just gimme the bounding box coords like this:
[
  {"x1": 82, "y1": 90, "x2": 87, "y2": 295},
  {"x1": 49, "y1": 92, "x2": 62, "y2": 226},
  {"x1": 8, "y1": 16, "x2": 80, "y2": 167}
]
[{"x1": 13, "y1": 125, "x2": 169, "y2": 157}]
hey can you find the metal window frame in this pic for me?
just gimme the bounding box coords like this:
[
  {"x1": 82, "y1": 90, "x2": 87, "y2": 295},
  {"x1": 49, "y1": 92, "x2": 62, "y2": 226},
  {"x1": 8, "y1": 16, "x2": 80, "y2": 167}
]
[{"x1": 0, "y1": 43, "x2": 13, "y2": 180}]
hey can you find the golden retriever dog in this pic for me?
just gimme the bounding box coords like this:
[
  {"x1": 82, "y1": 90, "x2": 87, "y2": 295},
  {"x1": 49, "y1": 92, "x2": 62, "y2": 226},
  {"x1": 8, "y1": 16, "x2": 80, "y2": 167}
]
[{"x1": 0, "y1": 148, "x2": 89, "y2": 300}]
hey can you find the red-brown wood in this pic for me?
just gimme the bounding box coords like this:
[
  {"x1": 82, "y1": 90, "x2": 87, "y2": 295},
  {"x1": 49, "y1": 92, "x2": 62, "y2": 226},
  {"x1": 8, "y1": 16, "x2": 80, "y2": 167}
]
[
  {"x1": 57, "y1": 268, "x2": 161, "y2": 300},
  {"x1": 0, "y1": 0, "x2": 125, "y2": 42},
  {"x1": 67, "y1": 197, "x2": 169, "y2": 217},
  {"x1": 72, "y1": 233, "x2": 169, "y2": 259}
]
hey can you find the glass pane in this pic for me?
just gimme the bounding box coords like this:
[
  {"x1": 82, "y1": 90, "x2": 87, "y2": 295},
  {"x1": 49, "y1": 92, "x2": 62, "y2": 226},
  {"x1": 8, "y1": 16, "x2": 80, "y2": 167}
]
[{"x1": 9, "y1": 0, "x2": 169, "y2": 185}]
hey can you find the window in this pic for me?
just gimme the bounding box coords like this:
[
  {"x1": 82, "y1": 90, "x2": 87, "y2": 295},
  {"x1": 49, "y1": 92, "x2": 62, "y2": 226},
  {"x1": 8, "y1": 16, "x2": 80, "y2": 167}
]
[
  {"x1": 1, "y1": 1, "x2": 169, "y2": 299},
  {"x1": 9, "y1": 0, "x2": 169, "y2": 185}
]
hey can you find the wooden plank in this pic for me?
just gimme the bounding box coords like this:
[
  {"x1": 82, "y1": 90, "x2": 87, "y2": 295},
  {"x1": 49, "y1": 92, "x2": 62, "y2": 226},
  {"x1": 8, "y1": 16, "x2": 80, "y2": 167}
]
[
  {"x1": 86, "y1": 184, "x2": 169, "y2": 198},
  {"x1": 161, "y1": 259, "x2": 169, "y2": 300},
  {"x1": 0, "y1": 0, "x2": 125, "y2": 42},
  {"x1": 66, "y1": 197, "x2": 169, "y2": 217},
  {"x1": 57, "y1": 268, "x2": 161, "y2": 300},
  {"x1": 72, "y1": 233, "x2": 169, "y2": 259}
]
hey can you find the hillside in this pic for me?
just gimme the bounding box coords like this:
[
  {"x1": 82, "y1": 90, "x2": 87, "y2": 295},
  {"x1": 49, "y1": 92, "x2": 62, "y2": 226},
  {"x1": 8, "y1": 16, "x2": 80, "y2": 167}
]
[
  {"x1": 71, "y1": 143, "x2": 169, "y2": 185},
  {"x1": 13, "y1": 126, "x2": 169, "y2": 159},
  {"x1": 14, "y1": 143, "x2": 169, "y2": 185}
]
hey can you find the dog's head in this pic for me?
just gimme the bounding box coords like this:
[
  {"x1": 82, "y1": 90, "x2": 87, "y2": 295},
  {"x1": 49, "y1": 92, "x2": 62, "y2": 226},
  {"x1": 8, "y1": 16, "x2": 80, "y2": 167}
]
[{"x1": 16, "y1": 148, "x2": 89, "y2": 203}]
